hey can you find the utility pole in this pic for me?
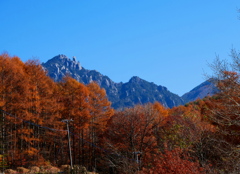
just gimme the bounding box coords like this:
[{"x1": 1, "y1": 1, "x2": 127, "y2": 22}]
[
  {"x1": 62, "y1": 119, "x2": 74, "y2": 170},
  {"x1": 133, "y1": 151, "x2": 142, "y2": 171}
]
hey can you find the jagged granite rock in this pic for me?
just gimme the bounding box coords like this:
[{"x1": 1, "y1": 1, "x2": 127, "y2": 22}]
[{"x1": 42, "y1": 54, "x2": 82, "y2": 82}]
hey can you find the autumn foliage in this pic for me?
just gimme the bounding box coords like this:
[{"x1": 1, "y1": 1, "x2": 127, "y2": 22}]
[
  {"x1": 0, "y1": 53, "x2": 239, "y2": 173},
  {"x1": 0, "y1": 54, "x2": 114, "y2": 170},
  {"x1": 141, "y1": 148, "x2": 206, "y2": 174}
]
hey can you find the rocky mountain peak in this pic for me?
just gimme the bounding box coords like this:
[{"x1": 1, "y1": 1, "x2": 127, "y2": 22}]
[
  {"x1": 129, "y1": 76, "x2": 143, "y2": 83},
  {"x1": 42, "y1": 55, "x2": 83, "y2": 82},
  {"x1": 55, "y1": 54, "x2": 68, "y2": 59},
  {"x1": 44, "y1": 54, "x2": 82, "y2": 70}
]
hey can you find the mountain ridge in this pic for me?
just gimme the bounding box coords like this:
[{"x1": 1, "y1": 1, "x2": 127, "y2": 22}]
[{"x1": 42, "y1": 54, "x2": 215, "y2": 109}]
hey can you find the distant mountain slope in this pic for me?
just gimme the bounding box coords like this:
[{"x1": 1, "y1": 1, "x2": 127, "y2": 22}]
[
  {"x1": 42, "y1": 54, "x2": 184, "y2": 109},
  {"x1": 115, "y1": 76, "x2": 184, "y2": 109},
  {"x1": 181, "y1": 80, "x2": 218, "y2": 104}
]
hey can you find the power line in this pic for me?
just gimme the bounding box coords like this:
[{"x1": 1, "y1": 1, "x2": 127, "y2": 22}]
[
  {"x1": 0, "y1": 109, "x2": 110, "y2": 154},
  {"x1": 0, "y1": 109, "x2": 136, "y2": 168}
]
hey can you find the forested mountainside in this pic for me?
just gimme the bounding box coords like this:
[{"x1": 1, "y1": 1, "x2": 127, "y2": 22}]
[{"x1": 42, "y1": 54, "x2": 215, "y2": 109}]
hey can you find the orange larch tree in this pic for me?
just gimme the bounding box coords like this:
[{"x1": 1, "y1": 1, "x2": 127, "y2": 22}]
[
  {"x1": 58, "y1": 76, "x2": 91, "y2": 166},
  {"x1": 0, "y1": 54, "x2": 32, "y2": 167},
  {"x1": 24, "y1": 60, "x2": 63, "y2": 166},
  {"x1": 87, "y1": 82, "x2": 114, "y2": 170}
]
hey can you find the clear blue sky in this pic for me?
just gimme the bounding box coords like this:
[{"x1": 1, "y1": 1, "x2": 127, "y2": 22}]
[{"x1": 1, "y1": 1, "x2": 240, "y2": 96}]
